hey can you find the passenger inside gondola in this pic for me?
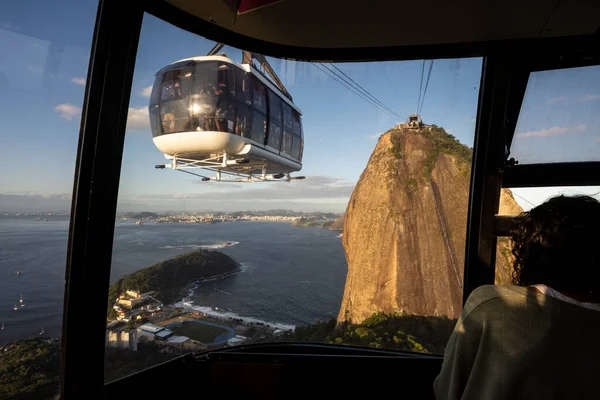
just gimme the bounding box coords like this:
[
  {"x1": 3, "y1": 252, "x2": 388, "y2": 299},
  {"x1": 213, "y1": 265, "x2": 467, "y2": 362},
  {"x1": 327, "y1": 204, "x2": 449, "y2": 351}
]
[
  {"x1": 435, "y1": 195, "x2": 600, "y2": 400},
  {"x1": 212, "y1": 81, "x2": 226, "y2": 132}
]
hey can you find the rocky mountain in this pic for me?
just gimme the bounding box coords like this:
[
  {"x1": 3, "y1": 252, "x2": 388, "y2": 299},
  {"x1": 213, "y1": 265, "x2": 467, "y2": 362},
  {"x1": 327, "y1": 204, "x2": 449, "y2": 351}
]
[
  {"x1": 328, "y1": 215, "x2": 344, "y2": 231},
  {"x1": 338, "y1": 125, "x2": 521, "y2": 323}
]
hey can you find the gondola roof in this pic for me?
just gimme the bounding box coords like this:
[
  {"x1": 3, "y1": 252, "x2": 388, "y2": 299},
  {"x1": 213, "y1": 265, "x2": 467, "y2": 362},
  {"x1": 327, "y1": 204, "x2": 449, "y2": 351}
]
[{"x1": 165, "y1": 0, "x2": 600, "y2": 49}]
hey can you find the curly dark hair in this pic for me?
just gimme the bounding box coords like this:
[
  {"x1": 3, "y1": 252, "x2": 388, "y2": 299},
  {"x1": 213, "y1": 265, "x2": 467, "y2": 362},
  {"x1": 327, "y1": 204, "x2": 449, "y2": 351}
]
[{"x1": 511, "y1": 195, "x2": 600, "y2": 294}]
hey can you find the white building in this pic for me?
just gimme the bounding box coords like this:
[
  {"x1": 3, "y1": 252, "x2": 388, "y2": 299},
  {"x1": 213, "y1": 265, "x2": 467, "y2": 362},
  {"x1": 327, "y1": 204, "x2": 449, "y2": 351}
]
[{"x1": 106, "y1": 330, "x2": 138, "y2": 351}]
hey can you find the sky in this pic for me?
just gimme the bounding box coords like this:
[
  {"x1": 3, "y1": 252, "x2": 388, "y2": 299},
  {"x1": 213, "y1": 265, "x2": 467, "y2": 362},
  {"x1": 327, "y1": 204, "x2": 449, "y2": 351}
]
[{"x1": 0, "y1": 0, "x2": 599, "y2": 213}]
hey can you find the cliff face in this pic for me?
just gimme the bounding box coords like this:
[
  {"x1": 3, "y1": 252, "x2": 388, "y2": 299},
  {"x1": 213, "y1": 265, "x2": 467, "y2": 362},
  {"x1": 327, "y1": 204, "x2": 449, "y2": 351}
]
[{"x1": 338, "y1": 126, "x2": 521, "y2": 323}]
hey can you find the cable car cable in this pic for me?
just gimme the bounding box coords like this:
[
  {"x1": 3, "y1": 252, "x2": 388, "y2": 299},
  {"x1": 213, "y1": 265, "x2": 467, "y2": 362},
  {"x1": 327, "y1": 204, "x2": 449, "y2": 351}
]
[
  {"x1": 310, "y1": 62, "x2": 402, "y2": 120},
  {"x1": 381, "y1": 64, "x2": 400, "y2": 101},
  {"x1": 417, "y1": 60, "x2": 425, "y2": 114},
  {"x1": 326, "y1": 64, "x2": 402, "y2": 119},
  {"x1": 319, "y1": 63, "x2": 403, "y2": 119},
  {"x1": 312, "y1": 63, "x2": 395, "y2": 118},
  {"x1": 512, "y1": 191, "x2": 537, "y2": 208},
  {"x1": 418, "y1": 60, "x2": 434, "y2": 115}
]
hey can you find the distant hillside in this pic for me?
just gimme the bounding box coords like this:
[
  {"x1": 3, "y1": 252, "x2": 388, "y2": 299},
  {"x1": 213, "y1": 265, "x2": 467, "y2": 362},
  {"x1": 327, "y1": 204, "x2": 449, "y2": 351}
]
[
  {"x1": 339, "y1": 125, "x2": 522, "y2": 322},
  {"x1": 125, "y1": 211, "x2": 159, "y2": 219},
  {"x1": 107, "y1": 250, "x2": 238, "y2": 319},
  {"x1": 291, "y1": 217, "x2": 321, "y2": 228}
]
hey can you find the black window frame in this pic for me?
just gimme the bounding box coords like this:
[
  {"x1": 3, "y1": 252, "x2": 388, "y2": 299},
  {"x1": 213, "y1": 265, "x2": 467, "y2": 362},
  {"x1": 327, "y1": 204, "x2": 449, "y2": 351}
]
[{"x1": 64, "y1": 0, "x2": 600, "y2": 396}]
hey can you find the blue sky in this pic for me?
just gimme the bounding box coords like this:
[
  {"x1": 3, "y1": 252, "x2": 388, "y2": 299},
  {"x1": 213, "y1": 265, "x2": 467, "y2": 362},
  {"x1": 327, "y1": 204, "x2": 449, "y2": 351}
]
[{"x1": 0, "y1": 0, "x2": 599, "y2": 212}]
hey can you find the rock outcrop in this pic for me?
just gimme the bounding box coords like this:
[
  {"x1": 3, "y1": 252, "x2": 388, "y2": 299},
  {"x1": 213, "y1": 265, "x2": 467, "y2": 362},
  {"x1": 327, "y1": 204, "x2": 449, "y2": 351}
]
[
  {"x1": 338, "y1": 126, "x2": 522, "y2": 323},
  {"x1": 328, "y1": 215, "x2": 344, "y2": 231}
]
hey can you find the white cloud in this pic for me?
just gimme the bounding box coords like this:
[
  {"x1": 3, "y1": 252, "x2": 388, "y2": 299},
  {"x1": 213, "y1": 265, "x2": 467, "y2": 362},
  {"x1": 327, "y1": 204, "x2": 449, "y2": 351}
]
[
  {"x1": 140, "y1": 85, "x2": 153, "y2": 98},
  {"x1": 514, "y1": 125, "x2": 586, "y2": 139},
  {"x1": 55, "y1": 103, "x2": 82, "y2": 121},
  {"x1": 577, "y1": 94, "x2": 600, "y2": 102},
  {"x1": 547, "y1": 96, "x2": 567, "y2": 105},
  {"x1": 71, "y1": 77, "x2": 86, "y2": 85},
  {"x1": 126, "y1": 107, "x2": 150, "y2": 131},
  {"x1": 115, "y1": 175, "x2": 355, "y2": 212},
  {"x1": 54, "y1": 104, "x2": 149, "y2": 129},
  {"x1": 184, "y1": 175, "x2": 356, "y2": 201}
]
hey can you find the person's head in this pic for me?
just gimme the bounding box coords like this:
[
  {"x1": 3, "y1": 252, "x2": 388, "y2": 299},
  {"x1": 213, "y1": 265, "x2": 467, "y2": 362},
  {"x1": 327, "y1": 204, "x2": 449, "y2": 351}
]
[{"x1": 511, "y1": 195, "x2": 600, "y2": 295}]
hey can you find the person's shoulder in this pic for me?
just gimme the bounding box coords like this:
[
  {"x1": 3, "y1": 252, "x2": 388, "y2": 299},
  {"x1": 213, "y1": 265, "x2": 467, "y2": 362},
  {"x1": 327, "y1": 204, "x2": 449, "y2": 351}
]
[{"x1": 463, "y1": 285, "x2": 529, "y2": 318}]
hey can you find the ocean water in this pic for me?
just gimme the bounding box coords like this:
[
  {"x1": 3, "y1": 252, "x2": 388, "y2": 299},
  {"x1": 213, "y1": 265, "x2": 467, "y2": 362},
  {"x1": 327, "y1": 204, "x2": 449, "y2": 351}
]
[{"x1": 0, "y1": 217, "x2": 347, "y2": 345}]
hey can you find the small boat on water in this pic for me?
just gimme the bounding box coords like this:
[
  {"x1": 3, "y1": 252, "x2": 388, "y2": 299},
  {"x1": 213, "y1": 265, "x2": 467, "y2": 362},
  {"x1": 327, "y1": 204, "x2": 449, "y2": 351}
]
[
  {"x1": 39, "y1": 328, "x2": 44, "y2": 336},
  {"x1": 1, "y1": 323, "x2": 4, "y2": 330},
  {"x1": 13, "y1": 304, "x2": 18, "y2": 311},
  {"x1": 19, "y1": 294, "x2": 23, "y2": 304},
  {"x1": 16, "y1": 271, "x2": 21, "y2": 276}
]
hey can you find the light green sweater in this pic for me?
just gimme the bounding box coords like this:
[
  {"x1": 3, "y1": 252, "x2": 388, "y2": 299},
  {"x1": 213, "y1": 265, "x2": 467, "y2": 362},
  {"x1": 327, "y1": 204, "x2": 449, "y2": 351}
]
[{"x1": 434, "y1": 285, "x2": 600, "y2": 399}]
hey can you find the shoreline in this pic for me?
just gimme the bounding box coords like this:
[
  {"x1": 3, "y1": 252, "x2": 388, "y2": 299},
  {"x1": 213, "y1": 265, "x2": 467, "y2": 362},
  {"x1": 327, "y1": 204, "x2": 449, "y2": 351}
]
[{"x1": 173, "y1": 270, "x2": 296, "y2": 332}]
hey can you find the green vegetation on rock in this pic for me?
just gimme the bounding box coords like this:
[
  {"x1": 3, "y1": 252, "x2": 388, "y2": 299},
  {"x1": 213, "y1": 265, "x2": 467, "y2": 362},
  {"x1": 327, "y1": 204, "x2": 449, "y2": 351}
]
[
  {"x1": 0, "y1": 338, "x2": 60, "y2": 400},
  {"x1": 422, "y1": 125, "x2": 473, "y2": 176},
  {"x1": 285, "y1": 312, "x2": 456, "y2": 354},
  {"x1": 107, "y1": 250, "x2": 238, "y2": 318}
]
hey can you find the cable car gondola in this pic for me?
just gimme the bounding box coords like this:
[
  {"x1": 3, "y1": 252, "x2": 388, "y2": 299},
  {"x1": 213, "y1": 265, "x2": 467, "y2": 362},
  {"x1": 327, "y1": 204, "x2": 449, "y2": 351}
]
[{"x1": 150, "y1": 45, "x2": 304, "y2": 182}]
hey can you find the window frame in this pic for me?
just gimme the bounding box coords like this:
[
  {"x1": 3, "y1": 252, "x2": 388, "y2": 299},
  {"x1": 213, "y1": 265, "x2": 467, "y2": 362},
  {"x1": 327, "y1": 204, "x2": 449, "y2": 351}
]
[{"x1": 65, "y1": 0, "x2": 600, "y2": 395}]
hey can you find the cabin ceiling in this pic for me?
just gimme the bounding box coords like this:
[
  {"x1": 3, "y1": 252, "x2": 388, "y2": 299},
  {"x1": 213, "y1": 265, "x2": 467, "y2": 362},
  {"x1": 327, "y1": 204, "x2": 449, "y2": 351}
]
[{"x1": 166, "y1": 0, "x2": 600, "y2": 48}]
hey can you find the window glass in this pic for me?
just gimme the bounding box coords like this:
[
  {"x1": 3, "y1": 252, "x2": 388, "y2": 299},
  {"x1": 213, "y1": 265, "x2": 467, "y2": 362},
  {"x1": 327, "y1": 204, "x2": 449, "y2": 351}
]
[
  {"x1": 217, "y1": 63, "x2": 235, "y2": 102},
  {"x1": 149, "y1": 104, "x2": 161, "y2": 137},
  {"x1": 250, "y1": 110, "x2": 266, "y2": 143},
  {"x1": 235, "y1": 106, "x2": 252, "y2": 137},
  {"x1": 282, "y1": 131, "x2": 293, "y2": 156},
  {"x1": 252, "y1": 77, "x2": 267, "y2": 113},
  {"x1": 0, "y1": 0, "x2": 97, "y2": 397},
  {"x1": 269, "y1": 92, "x2": 282, "y2": 126},
  {"x1": 283, "y1": 103, "x2": 293, "y2": 132},
  {"x1": 498, "y1": 186, "x2": 600, "y2": 214},
  {"x1": 214, "y1": 97, "x2": 235, "y2": 134},
  {"x1": 267, "y1": 122, "x2": 282, "y2": 150},
  {"x1": 191, "y1": 62, "x2": 217, "y2": 95},
  {"x1": 292, "y1": 110, "x2": 301, "y2": 136},
  {"x1": 236, "y1": 70, "x2": 252, "y2": 106},
  {"x1": 510, "y1": 65, "x2": 600, "y2": 164},
  {"x1": 161, "y1": 100, "x2": 190, "y2": 134},
  {"x1": 494, "y1": 187, "x2": 600, "y2": 284},
  {"x1": 160, "y1": 68, "x2": 190, "y2": 101},
  {"x1": 150, "y1": 75, "x2": 162, "y2": 106},
  {"x1": 107, "y1": 13, "x2": 482, "y2": 383},
  {"x1": 291, "y1": 136, "x2": 301, "y2": 160}
]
